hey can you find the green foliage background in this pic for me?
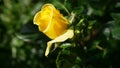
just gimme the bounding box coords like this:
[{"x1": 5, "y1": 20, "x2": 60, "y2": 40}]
[{"x1": 0, "y1": 0, "x2": 120, "y2": 68}]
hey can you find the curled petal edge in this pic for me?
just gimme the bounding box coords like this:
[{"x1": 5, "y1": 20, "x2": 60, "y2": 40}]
[{"x1": 45, "y1": 29, "x2": 74, "y2": 56}]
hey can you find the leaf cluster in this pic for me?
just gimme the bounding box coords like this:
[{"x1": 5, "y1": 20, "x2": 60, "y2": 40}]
[{"x1": 0, "y1": 0, "x2": 120, "y2": 68}]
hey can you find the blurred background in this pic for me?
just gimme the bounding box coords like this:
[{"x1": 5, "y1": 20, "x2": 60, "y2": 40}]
[{"x1": 0, "y1": 0, "x2": 120, "y2": 68}]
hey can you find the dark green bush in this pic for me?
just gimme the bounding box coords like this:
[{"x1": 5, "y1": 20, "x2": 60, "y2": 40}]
[{"x1": 0, "y1": 0, "x2": 120, "y2": 68}]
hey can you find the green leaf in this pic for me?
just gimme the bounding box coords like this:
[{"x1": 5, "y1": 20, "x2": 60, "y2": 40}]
[
  {"x1": 111, "y1": 27, "x2": 120, "y2": 40},
  {"x1": 115, "y1": 2, "x2": 120, "y2": 8},
  {"x1": 59, "y1": 43, "x2": 72, "y2": 49},
  {"x1": 16, "y1": 34, "x2": 39, "y2": 42},
  {"x1": 56, "y1": 47, "x2": 76, "y2": 68},
  {"x1": 111, "y1": 13, "x2": 120, "y2": 23}
]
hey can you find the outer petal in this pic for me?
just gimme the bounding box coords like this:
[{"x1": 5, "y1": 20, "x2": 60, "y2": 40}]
[
  {"x1": 33, "y1": 4, "x2": 52, "y2": 31},
  {"x1": 45, "y1": 29, "x2": 74, "y2": 56}
]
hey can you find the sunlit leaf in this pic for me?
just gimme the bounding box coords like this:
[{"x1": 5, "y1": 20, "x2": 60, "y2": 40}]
[
  {"x1": 59, "y1": 43, "x2": 72, "y2": 49},
  {"x1": 111, "y1": 27, "x2": 120, "y2": 40}
]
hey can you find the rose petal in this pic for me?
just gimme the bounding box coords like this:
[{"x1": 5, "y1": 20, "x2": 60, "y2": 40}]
[{"x1": 45, "y1": 29, "x2": 74, "y2": 56}]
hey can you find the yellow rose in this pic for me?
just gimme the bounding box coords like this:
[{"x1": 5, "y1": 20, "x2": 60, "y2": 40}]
[
  {"x1": 33, "y1": 4, "x2": 74, "y2": 56},
  {"x1": 33, "y1": 4, "x2": 69, "y2": 39}
]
